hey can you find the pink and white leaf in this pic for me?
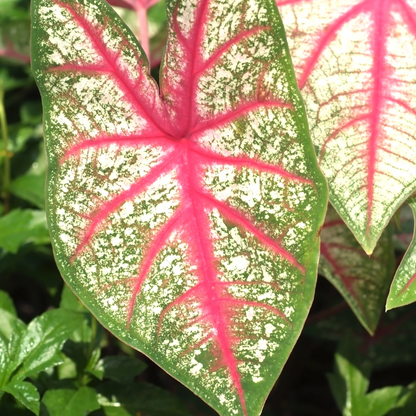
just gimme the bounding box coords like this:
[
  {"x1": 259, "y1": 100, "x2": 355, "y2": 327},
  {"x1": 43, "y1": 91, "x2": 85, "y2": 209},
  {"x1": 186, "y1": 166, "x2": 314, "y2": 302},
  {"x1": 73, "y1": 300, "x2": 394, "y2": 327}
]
[
  {"x1": 277, "y1": 0, "x2": 416, "y2": 254},
  {"x1": 31, "y1": 0, "x2": 327, "y2": 414}
]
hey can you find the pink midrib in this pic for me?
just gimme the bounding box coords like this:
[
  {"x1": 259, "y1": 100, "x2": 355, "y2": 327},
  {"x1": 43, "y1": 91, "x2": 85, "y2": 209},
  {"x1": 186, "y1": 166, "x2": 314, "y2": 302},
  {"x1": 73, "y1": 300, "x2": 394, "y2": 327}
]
[
  {"x1": 297, "y1": 0, "x2": 367, "y2": 89},
  {"x1": 185, "y1": 148, "x2": 247, "y2": 416},
  {"x1": 366, "y1": 0, "x2": 388, "y2": 239}
]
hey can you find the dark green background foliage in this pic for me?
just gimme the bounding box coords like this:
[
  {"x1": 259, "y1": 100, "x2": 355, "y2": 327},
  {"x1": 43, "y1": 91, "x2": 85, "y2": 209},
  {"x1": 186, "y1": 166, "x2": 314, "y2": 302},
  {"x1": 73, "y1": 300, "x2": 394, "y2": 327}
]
[{"x1": 1, "y1": 1, "x2": 416, "y2": 415}]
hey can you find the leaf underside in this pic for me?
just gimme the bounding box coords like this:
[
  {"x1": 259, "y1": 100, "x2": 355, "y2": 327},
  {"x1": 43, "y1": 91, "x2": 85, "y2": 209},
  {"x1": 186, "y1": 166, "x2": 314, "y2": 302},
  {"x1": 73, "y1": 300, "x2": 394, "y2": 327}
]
[
  {"x1": 387, "y1": 197, "x2": 416, "y2": 310},
  {"x1": 31, "y1": 0, "x2": 327, "y2": 415},
  {"x1": 277, "y1": 0, "x2": 416, "y2": 254},
  {"x1": 319, "y1": 204, "x2": 394, "y2": 335}
]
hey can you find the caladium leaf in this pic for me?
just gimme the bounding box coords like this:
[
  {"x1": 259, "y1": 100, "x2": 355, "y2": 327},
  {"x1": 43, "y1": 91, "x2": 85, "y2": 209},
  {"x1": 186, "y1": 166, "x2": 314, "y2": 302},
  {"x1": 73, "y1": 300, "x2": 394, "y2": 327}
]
[
  {"x1": 387, "y1": 197, "x2": 416, "y2": 310},
  {"x1": 320, "y1": 205, "x2": 394, "y2": 335},
  {"x1": 31, "y1": 0, "x2": 327, "y2": 414},
  {"x1": 276, "y1": 0, "x2": 416, "y2": 254}
]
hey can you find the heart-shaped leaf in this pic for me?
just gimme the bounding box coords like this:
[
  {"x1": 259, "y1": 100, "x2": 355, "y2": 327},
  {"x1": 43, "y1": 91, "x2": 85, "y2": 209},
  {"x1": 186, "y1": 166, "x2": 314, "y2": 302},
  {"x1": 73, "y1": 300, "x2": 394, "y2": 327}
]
[
  {"x1": 277, "y1": 0, "x2": 416, "y2": 254},
  {"x1": 320, "y1": 205, "x2": 394, "y2": 334},
  {"x1": 387, "y1": 197, "x2": 416, "y2": 310},
  {"x1": 31, "y1": 0, "x2": 327, "y2": 414}
]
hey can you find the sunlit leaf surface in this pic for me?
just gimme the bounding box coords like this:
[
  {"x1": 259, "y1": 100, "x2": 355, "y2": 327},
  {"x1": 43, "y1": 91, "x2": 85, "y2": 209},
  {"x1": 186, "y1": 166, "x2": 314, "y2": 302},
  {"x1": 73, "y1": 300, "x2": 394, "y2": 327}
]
[
  {"x1": 320, "y1": 205, "x2": 394, "y2": 334},
  {"x1": 31, "y1": 0, "x2": 327, "y2": 414},
  {"x1": 276, "y1": 0, "x2": 416, "y2": 254},
  {"x1": 387, "y1": 197, "x2": 416, "y2": 310}
]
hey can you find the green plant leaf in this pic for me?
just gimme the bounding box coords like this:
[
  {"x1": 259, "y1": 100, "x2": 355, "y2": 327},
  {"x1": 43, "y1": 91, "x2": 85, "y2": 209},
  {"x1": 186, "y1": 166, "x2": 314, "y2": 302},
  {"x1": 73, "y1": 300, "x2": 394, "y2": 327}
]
[
  {"x1": 93, "y1": 355, "x2": 147, "y2": 383},
  {"x1": 40, "y1": 385, "x2": 100, "y2": 416},
  {"x1": 0, "y1": 336, "x2": 9, "y2": 388},
  {"x1": 10, "y1": 308, "x2": 85, "y2": 380},
  {"x1": 328, "y1": 333, "x2": 402, "y2": 416},
  {"x1": 0, "y1": 290, "x2": 17, "y2": 315},
  {"x1": 10, "y1": 173, "x2": 46, "y2": 209},
  {"x1": 0, "y1": 68, "x2": 30, "y2": 92},
  {"x1": 276, "y1": 0, "x2": 416, "y2": 254},
  {"x1": 95, "y1": 381, "x2": 192, "y2": 416},
  {"x1": 387, "y1": 382, "x2": 416, "y2": 416},
  {"x1": 59, "y1": 285, "x2": 106, "y2": 380},
  {"x1": 31, "y1": 0, "x2": 327, "y2": 413},
  {"x1": 60, "y1": 284, "x2": 87, "y2": 312},
  {"x1": 111, "y1": 0, "x2": 167, "y2": 68},
  {"x1": 0, "y1": 307, "x2": 26, "y2": 343},
  {"x1": 0, "y1": 292, "x2": 26, "y2": 347},
  {"x1": 393, "y1": 203, "x2": 413, "y2": 253},
  {"x1": 0, "y1": 209, "x2": 49, "y2": 253},
  {"x1": 319, "y1": 205, "x2": 394, "y2": 334},
  {"x1": 365, "y1": 388, "x2": 408, "y2": 416},
  {"x1": 3, "y1": 380, "x2": 40, "y2": 416},
  {"x1": 387, "y1": 197, "x2": 416, "y2": 310}
]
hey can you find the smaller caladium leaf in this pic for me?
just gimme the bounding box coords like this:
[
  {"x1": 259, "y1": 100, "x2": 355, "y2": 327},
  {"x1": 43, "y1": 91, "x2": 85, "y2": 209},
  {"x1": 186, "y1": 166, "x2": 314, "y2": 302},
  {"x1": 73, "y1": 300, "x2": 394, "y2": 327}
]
[
  {"x1": 276, "y1": 0, "x2": 416, "y2": 254},
  {"x1": 387, "y1": 197, "x2": 416, "y2": 310},
  {"x1": 31, "y1": 0, "x2": 327, "y2": 414},
  {"x1": 320, "y1": 205, "x2": 394, "y2": 335}
]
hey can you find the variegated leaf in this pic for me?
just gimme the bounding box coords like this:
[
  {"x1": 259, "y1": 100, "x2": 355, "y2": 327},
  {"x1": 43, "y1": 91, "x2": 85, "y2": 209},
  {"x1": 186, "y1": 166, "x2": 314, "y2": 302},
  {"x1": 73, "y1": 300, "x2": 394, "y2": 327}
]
[
  {"x1": 31, "y1": 0, "x2": 327, "y2": 414},
  {"x1": 387, "y1": 197, "x2": 416, "y2": 310},
  {"x1": 320, "y1": 205, "x2": 394, "y2": 335},
  {"x1": 276, "y1": 0, "x2": 416, "y2": 254}
]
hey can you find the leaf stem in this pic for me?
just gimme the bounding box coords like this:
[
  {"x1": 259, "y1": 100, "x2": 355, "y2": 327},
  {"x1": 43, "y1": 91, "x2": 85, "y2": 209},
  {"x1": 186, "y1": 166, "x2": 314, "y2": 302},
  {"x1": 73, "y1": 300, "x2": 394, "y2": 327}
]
[
  {"x1": 0, "y1": 85, "x2": 10, "y2": 213},
  {"x1": 135, "y1": 2, "x2": 150, "y2": 62},
  {"x1": 88, "y1": 315, "x2": 98, "y2": 359}
]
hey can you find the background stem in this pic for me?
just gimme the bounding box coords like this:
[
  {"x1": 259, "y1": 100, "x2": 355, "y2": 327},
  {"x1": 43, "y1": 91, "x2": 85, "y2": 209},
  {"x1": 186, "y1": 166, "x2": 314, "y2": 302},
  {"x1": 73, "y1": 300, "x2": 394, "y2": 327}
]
[
  {"x1": 136, "y1": 2, "x2": 150, "y2": 62},
  {"x1": 0, "y1": 86, "x2": 10, "y2": 213}
]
